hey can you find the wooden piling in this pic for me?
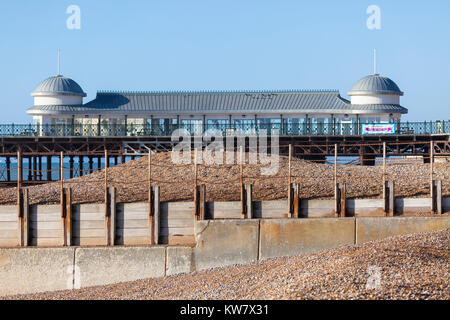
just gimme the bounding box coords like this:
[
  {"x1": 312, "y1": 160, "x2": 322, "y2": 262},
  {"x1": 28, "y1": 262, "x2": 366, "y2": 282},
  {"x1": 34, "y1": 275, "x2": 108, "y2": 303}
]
[
  {"x1": 60, "y1": 152, "x2": 64, "y2": 220},
  {"x1": 153, "y1": 186, "x2": 160, "y2": 245},
  {"x1": 382, "y1": 142, "x2": 386, "y2": 202},
  {"x1": 148, "y1": 150, "x2": 152, "y2": 238},
  {"x1": 17, "y1": 151, "x2": 22, "y2": 219},
  {"x1": 388, "y1": 181, "x2": 395, "y2": 217},
  {"x1": 293, "y1": 183, "x2": 300, "y2": 218},
  {"x1": 199, "y1": 184, "x2": 206, "y2": 220},
  {"x1": 436, "y1": 180, "x2": 442, "y2": 215},
  {"x1": 104, "y1": 150, "x2": 109, "y2": 231},
  {"x1": 288, "y1": 144, "x2": 292, "y2": 215},
  {"x1": 109, "y1": 187, "x2": 116, "y2": 246},
  {"x1": 46, "y1": 155, "x2": 52, "y2": 181},
  {"x1": 240, "y1": 146, "x2": 244, "y2": 217},
  {"x1": 23, "y1": 188, "x2": 29, "y2": 247},
  {"x1": 65, "y1": 188, "x2": 72, "y2": 247},
  {"x1": 6, "y1": 156, "x2": 10, "y2": 182},
  {"x1": 245, "y1": 184, "x2": 253, "y2": 219},
  {"x1": 340, "y1": 183, "x2": 346, "y2": 218},
  {"x1": 193, "y1": 148, "x2": 198, "y2": 219},
  {"x1": 334, "y1": 183, "x2": 340, "y2": 218}
]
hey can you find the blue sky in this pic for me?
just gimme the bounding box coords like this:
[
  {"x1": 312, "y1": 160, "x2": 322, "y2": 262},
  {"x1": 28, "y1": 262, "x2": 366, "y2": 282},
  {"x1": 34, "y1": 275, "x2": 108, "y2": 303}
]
[{"x1": 0, "y1": 0, "x2": 449, "y2": 122}]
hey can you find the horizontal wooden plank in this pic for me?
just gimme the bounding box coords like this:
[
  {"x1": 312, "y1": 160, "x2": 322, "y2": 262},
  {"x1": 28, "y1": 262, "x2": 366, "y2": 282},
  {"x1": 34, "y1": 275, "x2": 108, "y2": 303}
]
[
  {"x1": 159, "y1": 219, "x2": 194, "y2": 228},
  {"x1": 72, "y1": 220, "x2": 105, "y2": 230},
  {"x1": 115, "y1": 236, "x2": 151, "y2": 246},
  {"x1": 300, "y1": 200, "x2": 335, "y2": 209},
  {"x1": 116, "y1": 228, "x2": 151, "y2": 237},
  {"x1": 121, "y1": 203, "x2": 148, "y2": 212},
  {"x1": 72, "y1": 237, "x2": 107, "y2": 246},
  {"x1": 162, "y1": 202, "x2": 195, "y2": 210},
  {"x1": 116, "y1": 219, "x2": 149, "y2": 229},
  {"x1": 30, "y1": 238, "x2": 63, "y2": 247},
  {"x1": 212, "y1": 211, "x2": 242, "y2": 219},
  {"x1": 30, "y1": 205, "x2": 60, "y2": 215},
  {"x1": 72, "y1": 211, "x2": 105, "y2": 221},
  {"x1": 159, "y1": 235, "x2": 196, "y2": 246},
  {"x1": 116, "y1": 212, "x2": 149, "y2": 220},
  {"x1": 0, "y1": 213, "x2": 18, "y2": 222},
  {"x1": 0, "y1": 230, "x2": 18, "y2": 239},
  {"x1": 0, "y1": 222, "x2": 18, "y2": 231},
  {"x1": 31, "y1": 229, "x2": 63, "y2": 238},
  {"x1": 78, "y1": 204, "x2": 105, "y2": 212},
  {"x1": 30, "y1": 221, "x2": 63, "y2": 230},
  {"x1": 160, "y1": 227, "x2": 195, "y2": 237},
  {"x1": 71, "y1": 228, "x2": 105, "y2": 238},
  {"x1": 30, "y1": 216, "x2": 62, "y2": 223},
  {"x1": 0, "y1": 206, "x2": 17, "y2": 215},
  {"x1": 0, "y1": 239, "x2": 19, "y2": 247}
]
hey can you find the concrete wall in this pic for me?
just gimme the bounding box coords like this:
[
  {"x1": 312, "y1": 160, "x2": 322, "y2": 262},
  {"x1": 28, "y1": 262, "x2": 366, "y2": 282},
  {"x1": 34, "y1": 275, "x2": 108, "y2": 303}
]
[
  {"x1": 1, "y1": 216, "x2": 449, "y2": 297},
  {"x1": 75, "y1": 247, "x2": 166, "y2": 288},
  {"x1": 0, "y1": 206, "x2": 18, "y2": 247},
  {"x1": 0, "y1": 248, "x2": 75, "y2": 296},
  {"x1": 194, "y1": 220, "x2": 259, "y2": 270},
  {"x1": 356, "y1": 216, "x2": 450, "y2": 243},
  {"x1": 259, "y1": 218, "x2": 355, "y2": 260}
]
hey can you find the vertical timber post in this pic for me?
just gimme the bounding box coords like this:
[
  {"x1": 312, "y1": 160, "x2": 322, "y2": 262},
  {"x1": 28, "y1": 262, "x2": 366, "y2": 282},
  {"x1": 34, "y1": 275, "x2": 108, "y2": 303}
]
[
  {"x1": 334, "y1": 144, "x2": 338, "y2": 217},
  {"x1": 293, "y1": 183, "x2": 300, "y2": 218},
  {"x1": 193, "y1": 148, "x2": 198, "y2": 220},
  {"x1": 23, "y1": 188, "x2": 29, "y2": 247},
  {"x1": 60, "y1": 152, "x2": 64, "y2": 223},
  {"x1": 240, "y1": 146, "x2": 245, "y2": 218},
  {"x1": 340, "y1": 183, "x2": 346, "y2": 218},
  {"x1": 382, "y1": 142, "x2": 386, "y2": 205},
  {"x1": 288, "y1": 144, "x2": 292, "y2": 216},
  {"x1": 436, "y1": 180, "x2": 442, "y2": 215},
  {"x1": 246, "y1": 184, "x2": 253, "y2": 219},
  {"x1": 65, "y1": 188, "x2": 72, "y2": 247},
  {"x1": 199, "y1": 184, "x2": 206, "y2": 220},
  {"x1": 153, "y1": 186, "x2": 160, "y2": 245},
  {"x1": 109, "y1": 187, "x2": 116, "y2": 246},
  {"x1": 388, "y1": 181, "x2": 395, "y2": 217},
  {"x1": 148, "y1": 151, "x2": 153, "y2": 244},
  {"x1": 334, "y1": 183, "x2": 340, "y2": 218},
  {"x1": 430, "y1": 141, "x2": 434, "y2": 213},
  {"x1": 104, "y1": 150, "x2": 110, "y2": 245}
]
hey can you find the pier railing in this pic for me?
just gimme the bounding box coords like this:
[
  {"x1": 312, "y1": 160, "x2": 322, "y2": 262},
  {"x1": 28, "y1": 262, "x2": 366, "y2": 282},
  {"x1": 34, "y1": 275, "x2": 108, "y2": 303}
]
[{"x1": 0, "y1": 121, "x2": 449, "y2": 137}]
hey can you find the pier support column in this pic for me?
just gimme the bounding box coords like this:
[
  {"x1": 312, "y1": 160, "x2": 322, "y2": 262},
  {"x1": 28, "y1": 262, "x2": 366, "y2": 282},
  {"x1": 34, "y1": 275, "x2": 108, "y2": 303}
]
[
  {"x1": 79, "y1": 156, "x2": 84, "y2": 177},
  {"x1": 69, "y1": 156, "x2": 74, "y2": 179},
  {"x1": 6, "y1": 157, "x2": 11, "y2": 182},
  {"x1": 47, "y1": 156, "x2": 52, "y2": 181}
]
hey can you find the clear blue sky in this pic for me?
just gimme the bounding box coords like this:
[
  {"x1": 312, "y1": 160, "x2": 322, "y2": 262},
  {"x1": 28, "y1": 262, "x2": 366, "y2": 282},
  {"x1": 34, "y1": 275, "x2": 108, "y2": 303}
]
[{"x1": 0, "y1": 0, "x2": 449, "y2": 122}]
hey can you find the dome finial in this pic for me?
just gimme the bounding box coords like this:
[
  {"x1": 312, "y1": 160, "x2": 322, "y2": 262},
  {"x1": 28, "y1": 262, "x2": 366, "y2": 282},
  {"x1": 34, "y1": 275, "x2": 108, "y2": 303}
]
[
  {"x1": 57, "y1": 49, "x2": 61, "y2": 76},
  {"x1": 373, "y1": 48, "x2": 377, "y2": 75}
]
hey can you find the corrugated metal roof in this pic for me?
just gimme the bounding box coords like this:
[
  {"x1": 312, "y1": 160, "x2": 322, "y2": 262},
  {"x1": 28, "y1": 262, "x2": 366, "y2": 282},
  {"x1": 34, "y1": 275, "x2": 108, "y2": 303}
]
[
  {"x1": 31, "y1": 75, "x2": 87, "y2": 97},
  {"x1": 26, "y1": 90, "x2": 408, "y2": 115},
  {"x1": 348, "y1": 74, "x2": 404, "y2": 96}
]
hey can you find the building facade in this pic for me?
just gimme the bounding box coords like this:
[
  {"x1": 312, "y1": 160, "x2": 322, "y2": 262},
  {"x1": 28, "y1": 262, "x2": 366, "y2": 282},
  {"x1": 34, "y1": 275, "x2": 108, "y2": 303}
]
[{"x1": 27, "y1": 73, "x2": 407, "y2": 136}]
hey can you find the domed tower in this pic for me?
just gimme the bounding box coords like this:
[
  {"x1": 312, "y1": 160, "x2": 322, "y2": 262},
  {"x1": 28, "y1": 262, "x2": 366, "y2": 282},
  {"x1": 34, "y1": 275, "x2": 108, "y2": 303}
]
[
  {"x1": 348, "y1": 74, "x2": 403, "y2": 105},
  {"x1": 31, "y1": 75, "x2": 86, "y2": 106}
]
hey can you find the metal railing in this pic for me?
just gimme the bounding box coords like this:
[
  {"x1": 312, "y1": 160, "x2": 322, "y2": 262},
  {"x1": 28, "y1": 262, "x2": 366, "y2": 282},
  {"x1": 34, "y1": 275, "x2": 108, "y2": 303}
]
[{"x1": 0, "y1": 121, "x2": 449, "y2": 137}]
